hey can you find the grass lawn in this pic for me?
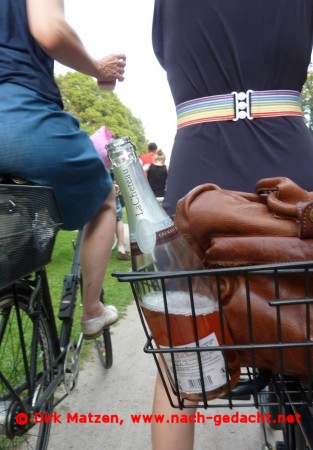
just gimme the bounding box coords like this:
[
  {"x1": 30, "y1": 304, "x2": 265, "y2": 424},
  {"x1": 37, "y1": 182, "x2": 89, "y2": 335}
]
[{"x1": 46, "y1": 228, "x2": 134, "y2": 353}]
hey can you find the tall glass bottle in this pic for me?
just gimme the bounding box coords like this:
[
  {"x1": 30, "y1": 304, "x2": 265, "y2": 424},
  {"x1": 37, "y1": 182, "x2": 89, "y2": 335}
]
[{"x1": 107, "y1": 136, "x2": 240, "y2": 401}]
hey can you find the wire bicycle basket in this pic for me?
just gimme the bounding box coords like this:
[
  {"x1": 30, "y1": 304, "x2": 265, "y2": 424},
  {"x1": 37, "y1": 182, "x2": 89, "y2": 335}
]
[
  {"x1": 114, "y1": 261, "x2": 313, "y2": 410},
  {"x1": 0, "y1": 184, "x2": 63, "y2": 290}
]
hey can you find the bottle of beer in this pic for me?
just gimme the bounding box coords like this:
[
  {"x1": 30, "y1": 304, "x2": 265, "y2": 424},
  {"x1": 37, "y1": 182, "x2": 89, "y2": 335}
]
[{"x1": 107, "y1": 136, "x2": 240, "y2": 401}]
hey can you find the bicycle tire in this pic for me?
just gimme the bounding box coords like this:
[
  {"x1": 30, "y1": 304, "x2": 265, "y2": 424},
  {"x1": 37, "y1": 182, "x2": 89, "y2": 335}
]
[
  {"x1": 259, "y1": 382, "x2": 282, "y2": 431},
  {"x1": 91, "y1": 287, "x2": 113, "y2": 369},
  {"x1": 0, "y1": 284, "x2": 53, "y2": 450},
  {"x1": 94, "y1": 327, "x2": 113, "y2": 369}
]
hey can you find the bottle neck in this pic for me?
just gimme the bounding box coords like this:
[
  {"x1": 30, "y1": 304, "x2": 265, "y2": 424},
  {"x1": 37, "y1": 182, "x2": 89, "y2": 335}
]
[{"x1": 110, "y1": 143, "x2": 173, "y2": 250}]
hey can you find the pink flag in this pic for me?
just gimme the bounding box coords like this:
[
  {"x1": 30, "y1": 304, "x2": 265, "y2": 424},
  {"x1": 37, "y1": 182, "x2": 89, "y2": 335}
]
[{"x1": 90, "y1": 125, "x2": 113, "y2": 169}]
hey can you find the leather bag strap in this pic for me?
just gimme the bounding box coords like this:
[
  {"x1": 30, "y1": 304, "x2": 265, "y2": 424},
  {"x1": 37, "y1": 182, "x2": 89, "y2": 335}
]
[{"x1": 256, "y1": 177, "x2": 313, "y2": 238}]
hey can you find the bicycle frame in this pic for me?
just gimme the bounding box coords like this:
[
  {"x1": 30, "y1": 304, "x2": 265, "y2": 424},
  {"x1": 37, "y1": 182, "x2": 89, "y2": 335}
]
[
  {"x1": 58, "y1": 229, "x2": 83, "y2": 349},
  {"x1": 45, "y1": 229, "x2": 85, "y2": 406},
  {"x1": 0, "y1": 232, "x2": 84, "y2": 449},
  {"x1": 1, "y1": 229, "x2": 84, "y2": 410}
]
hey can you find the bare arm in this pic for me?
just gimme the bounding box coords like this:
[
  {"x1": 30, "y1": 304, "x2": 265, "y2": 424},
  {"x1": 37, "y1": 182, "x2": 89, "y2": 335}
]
[
  {"x1": 143, "y1": 164, "x2": 151, "y2": 172},
  {"x1": 26, "y1": 0, "x2": 126, "y2": 81}
]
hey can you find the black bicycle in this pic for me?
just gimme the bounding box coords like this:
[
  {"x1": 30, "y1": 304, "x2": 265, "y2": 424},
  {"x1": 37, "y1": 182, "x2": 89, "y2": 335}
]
[
  {"x1": 115, "y1": 262, "x2": 313, "y2": 450},
  {"x1": 0, "y1": 182, "x2": 113, "y2": 449}
]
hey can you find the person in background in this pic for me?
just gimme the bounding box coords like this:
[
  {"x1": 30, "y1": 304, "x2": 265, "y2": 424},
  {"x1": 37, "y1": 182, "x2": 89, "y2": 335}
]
[
  {"x1": 150, "y1": 1, "x2": 313, "y2": 449},
  {"x1": 143, "y1": 148, "x2": 168, "y2": 202},
  {"x1": 89, "y1": 126, "x2": 130, "y2": 261},
  {"x1": 139, "y1": 142, "x2": 158, "y2": 166},
  {"x1": 113, "y1": 179, "x2": 131, "y2": 260},
  {"x1": 0, "y1": 0, "x2": 127, "y2": 340}
]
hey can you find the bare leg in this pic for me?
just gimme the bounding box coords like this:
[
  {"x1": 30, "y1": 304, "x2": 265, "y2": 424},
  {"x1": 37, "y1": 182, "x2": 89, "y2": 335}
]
[
  {"x1": 152, "y1": 360, "x2": 197, "y2": 450},
  {"x1": 80, "y1": 187, "x2": 116, "y2": 320},
  {"x1": 116, "y1": 219, "x2": 125, "y2": 248},
  {"x1": 115, "y1": 196, "x2": 130, "y2": 259}
]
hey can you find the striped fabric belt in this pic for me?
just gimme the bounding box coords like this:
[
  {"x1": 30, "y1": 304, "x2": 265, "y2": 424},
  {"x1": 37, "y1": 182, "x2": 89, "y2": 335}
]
[{"x1": 176, "y1": 90, "x2": 303, "y2": 129}]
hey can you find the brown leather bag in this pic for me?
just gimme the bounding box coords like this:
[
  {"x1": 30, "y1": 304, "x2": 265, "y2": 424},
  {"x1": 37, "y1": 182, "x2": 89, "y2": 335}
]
[{"x1": 174, "y1": 177, "x2": 313, "y2": 377}]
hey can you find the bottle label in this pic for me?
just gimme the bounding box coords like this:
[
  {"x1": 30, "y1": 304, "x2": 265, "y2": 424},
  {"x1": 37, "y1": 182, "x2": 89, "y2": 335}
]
[
  {"x1": 136, "y1": 219, "x2": 156, "y2": 253},
  {"x1": 161, "y1": 333, "x2": 227, "y2": 394},
  {"x1": 132, "y1": 224, "x2": 180, "y2": 255},
  {"x1": 156, "y1": 224, "x2": 180, "y2": 244}
]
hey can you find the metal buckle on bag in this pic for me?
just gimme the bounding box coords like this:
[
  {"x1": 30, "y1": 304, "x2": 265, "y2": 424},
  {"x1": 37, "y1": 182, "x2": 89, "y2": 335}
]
[{"x1": 232, "y1": 90, "x2": 253, "y2": 121}]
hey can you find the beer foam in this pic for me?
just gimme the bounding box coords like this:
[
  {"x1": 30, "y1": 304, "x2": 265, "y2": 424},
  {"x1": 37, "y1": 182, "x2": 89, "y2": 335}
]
[{"x1": 140, "y1": 291, "x2": 217, "y2": 316}]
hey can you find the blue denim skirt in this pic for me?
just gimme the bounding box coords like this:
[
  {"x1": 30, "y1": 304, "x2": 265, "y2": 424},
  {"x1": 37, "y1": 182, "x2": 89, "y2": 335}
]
[{"x1": 0, "y1": 83, "x2": 112, "y2": 230}]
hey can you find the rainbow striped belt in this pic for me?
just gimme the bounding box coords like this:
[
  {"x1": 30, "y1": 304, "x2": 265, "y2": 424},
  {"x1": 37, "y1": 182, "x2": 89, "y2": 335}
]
[{"x1": 176, "y1": 90, "x2": 303, "y2": 129}]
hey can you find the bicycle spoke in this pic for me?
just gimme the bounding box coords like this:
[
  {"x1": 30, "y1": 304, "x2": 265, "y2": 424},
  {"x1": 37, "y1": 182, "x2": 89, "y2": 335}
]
[{"x1": 0, "y1": 287, "x2": 53, "y2": 450}]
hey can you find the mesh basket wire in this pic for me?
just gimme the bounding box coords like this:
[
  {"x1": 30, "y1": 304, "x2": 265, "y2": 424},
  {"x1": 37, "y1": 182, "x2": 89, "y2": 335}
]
[
  {"x1": 114, "y1": 262, "x2": 313, "y2": 409},
  {"x1": 0, "y1": 184, "x2": 63, "y2": 290}
]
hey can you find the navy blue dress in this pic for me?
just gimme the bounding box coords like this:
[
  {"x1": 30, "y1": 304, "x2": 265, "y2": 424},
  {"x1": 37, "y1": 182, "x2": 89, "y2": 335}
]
[{"x1": 153, "y1": 0, "x2": 313, "y2": 216}]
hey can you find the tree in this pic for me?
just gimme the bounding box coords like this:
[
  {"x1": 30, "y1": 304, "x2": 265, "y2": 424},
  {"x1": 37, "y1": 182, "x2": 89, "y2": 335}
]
[
  {"x1": 301, "y1": 69, "x2": 313, "y2": 133},
  {"x1": 55, "y1": 71, "x2": 148, "y2": 153}
]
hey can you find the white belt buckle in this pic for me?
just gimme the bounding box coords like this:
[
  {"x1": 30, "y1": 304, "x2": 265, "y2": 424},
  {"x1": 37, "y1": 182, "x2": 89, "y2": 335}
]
[{"x1": 232, "y1": 90, "x2": 253, "y2": 121}]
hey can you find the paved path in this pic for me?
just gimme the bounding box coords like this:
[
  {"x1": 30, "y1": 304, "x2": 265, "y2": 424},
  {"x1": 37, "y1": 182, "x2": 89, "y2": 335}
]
[{"x1": 48, "y1": 299, "x2": 283, "y2": 450}]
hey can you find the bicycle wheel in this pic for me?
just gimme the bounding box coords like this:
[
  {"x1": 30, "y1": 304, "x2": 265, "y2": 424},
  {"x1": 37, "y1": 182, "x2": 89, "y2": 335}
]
[
  {"x1": 0, "y1": 284, "x2": 53, "y2": 450},
  {"x1": 94, "y1": 327, "x2": 113, "y2": 369}
]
